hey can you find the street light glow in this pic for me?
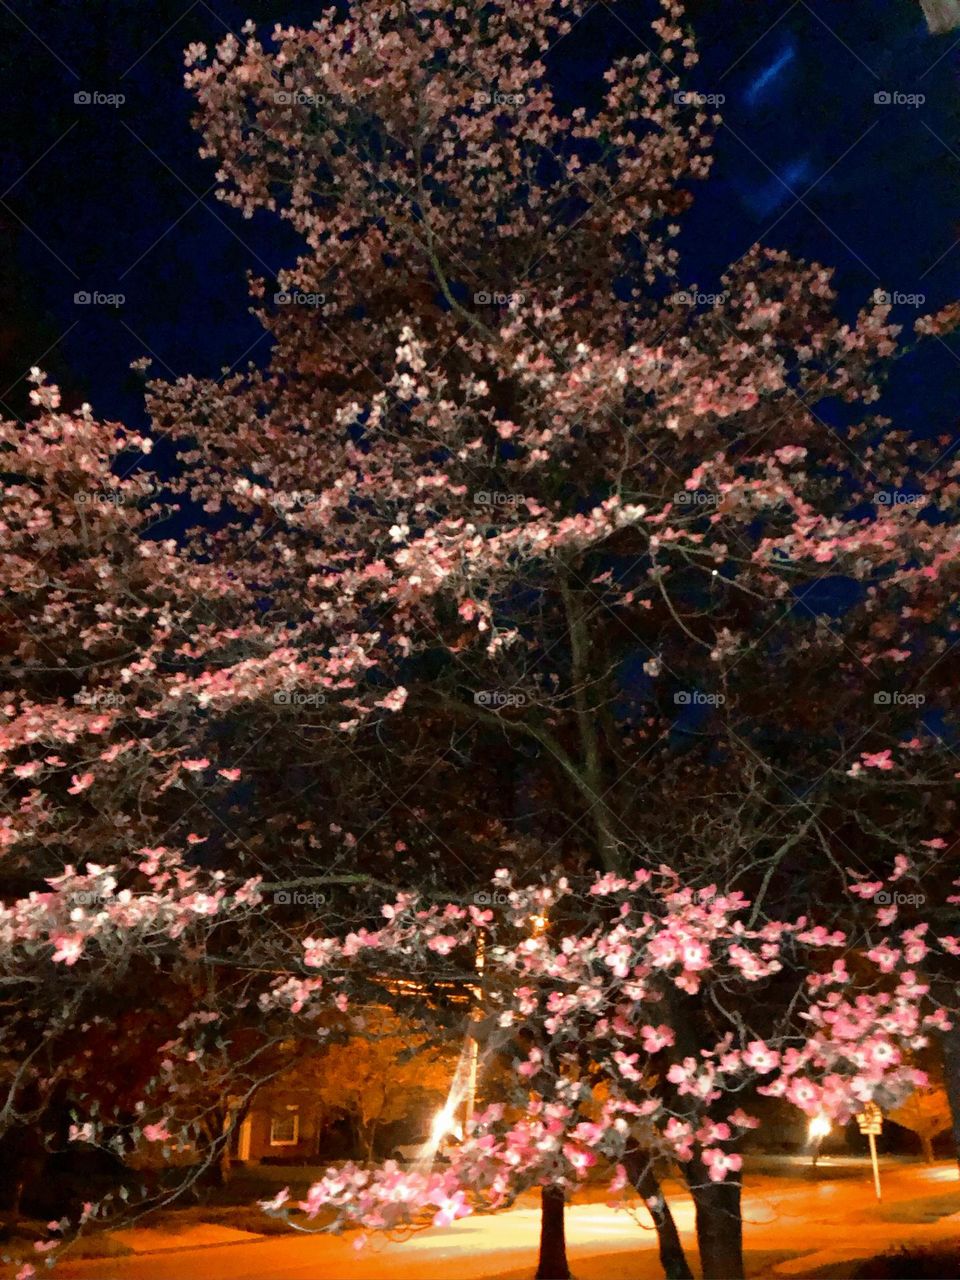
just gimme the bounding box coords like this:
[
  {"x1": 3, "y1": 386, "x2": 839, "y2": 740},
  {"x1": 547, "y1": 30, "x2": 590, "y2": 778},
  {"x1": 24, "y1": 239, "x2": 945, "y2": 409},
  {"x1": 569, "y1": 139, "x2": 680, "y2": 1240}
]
[{"x1": 808, "y1": 1114, "x2": 831, "y2": 1141}]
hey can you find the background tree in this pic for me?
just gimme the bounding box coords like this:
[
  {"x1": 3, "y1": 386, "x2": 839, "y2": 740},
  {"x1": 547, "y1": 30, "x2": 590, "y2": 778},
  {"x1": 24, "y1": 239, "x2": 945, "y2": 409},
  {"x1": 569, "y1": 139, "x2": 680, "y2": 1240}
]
[
  {"x1": 137, "y1": 1, "x2": 960, "y2": 1262},
  {"x1": 889, "y1": 1079, "x2": 953, "y2": 1164},
  {"x1": 303, "y1": 1008, "x2": 457, "y2": 1161}
]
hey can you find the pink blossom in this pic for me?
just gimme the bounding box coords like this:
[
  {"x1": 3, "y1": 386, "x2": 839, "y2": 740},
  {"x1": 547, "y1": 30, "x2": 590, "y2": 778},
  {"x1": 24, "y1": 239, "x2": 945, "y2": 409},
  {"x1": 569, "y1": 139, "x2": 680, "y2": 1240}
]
[{"x1": 50, "y1": 933, "x2": 85, "y2": 965}]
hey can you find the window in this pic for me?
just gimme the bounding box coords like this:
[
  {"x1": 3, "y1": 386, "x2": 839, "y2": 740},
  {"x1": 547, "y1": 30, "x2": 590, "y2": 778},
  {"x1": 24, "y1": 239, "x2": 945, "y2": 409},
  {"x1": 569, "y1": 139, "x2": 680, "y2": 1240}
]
[{"x1": 269, "y1": 1106, "x2": 300, "y2": 1146}]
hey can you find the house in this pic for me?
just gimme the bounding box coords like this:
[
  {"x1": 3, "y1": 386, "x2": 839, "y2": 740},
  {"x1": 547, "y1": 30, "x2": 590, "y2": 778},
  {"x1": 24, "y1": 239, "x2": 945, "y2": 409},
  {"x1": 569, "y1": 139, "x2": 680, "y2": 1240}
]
[{"x1": 230, "y1": 1080, "x2": 326, "y2": 1164}]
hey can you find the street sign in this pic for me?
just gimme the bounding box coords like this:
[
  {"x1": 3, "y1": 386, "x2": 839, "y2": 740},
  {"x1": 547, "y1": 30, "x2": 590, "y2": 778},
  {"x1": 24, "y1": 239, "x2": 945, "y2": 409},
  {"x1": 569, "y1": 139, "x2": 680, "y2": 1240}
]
[
  {"x1": 855, "y1": 1103, "x2": 883, "y2": 1200},
  {"x1": 855, "y1": 1101, "x2": 883, "y2": 1136}
]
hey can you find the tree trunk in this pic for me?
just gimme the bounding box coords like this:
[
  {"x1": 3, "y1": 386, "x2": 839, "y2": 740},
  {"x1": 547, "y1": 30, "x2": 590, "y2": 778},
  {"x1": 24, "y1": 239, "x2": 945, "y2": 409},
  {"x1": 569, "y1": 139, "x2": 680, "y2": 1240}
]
[
  {"x1": 920, "y1": 1133, "x2": 935, "y2": 1164},
  {"x1": 939, "y1": 1018, "x2": 960, "y2": 1174},
  {"x1": 625, "y1": 1152, "x2": 693, "y2": 1280},
  {"x1": 535, "y1": 1184, "x2": 570, "y2": 1280},
  {"x1": 688, "y1": 1170, "x2": 745, "y2": 1280}
]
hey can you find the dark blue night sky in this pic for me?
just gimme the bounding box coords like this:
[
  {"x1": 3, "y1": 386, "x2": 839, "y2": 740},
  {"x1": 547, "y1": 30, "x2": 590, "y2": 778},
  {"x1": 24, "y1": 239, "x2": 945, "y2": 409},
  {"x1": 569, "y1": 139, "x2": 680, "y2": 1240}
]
[{"x1": 1, "y1": 1, "x2": 958, "y2": 437}]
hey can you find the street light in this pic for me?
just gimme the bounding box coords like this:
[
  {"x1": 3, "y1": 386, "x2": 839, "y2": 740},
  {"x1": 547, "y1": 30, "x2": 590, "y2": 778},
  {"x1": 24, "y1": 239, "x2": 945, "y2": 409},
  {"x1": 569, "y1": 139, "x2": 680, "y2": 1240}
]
[{"x1": 808, "y1": 1113, "x2": 831, "y2": 1167}]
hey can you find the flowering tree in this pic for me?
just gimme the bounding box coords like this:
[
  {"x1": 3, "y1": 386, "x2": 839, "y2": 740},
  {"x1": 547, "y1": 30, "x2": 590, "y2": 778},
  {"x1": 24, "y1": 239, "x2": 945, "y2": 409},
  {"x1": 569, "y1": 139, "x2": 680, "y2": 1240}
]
[
  {"x1": 136, "y1": 0, "x2": 960, "y2": 921},
  {"x1": 147, "y1": 0, "x2": 960, "y2": 1184},
  {"x1": 2, "y1": 0, "x2": 960, "y2": 1276},
  {"x1": 252, "y1": 861, "x2": 955, "y2": 1280}
]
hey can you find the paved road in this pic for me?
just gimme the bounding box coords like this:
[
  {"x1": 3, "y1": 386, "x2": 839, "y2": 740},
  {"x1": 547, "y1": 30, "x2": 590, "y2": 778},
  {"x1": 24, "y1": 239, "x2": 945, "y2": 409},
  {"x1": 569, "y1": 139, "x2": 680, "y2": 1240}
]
[{"x1": 55, "y1": 1160, "x2": 960, "y2": 1280}]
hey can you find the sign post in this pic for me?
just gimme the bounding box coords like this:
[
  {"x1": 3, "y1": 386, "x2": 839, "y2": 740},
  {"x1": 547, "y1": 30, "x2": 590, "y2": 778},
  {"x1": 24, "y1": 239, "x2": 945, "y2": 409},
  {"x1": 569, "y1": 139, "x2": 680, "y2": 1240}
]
[{"x1": 855, "y1": 1102, "x2": 883, "y2": 1201}]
